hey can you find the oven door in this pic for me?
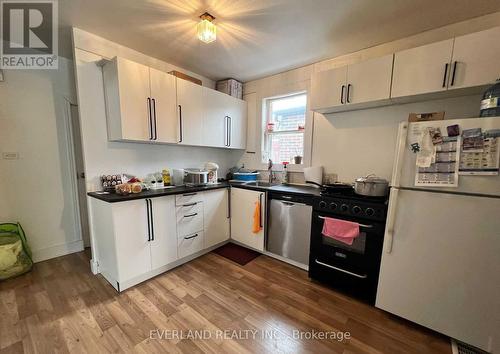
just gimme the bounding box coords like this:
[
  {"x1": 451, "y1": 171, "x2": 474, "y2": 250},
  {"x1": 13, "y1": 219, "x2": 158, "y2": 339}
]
[{"x1": 309, "y1": 211, "x2": 385, "y2": 279}]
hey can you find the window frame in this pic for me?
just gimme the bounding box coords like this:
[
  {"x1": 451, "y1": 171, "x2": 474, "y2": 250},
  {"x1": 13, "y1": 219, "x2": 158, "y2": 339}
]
[{"x1": 262, "y1": 91, "x2": 307, "y2": 166}]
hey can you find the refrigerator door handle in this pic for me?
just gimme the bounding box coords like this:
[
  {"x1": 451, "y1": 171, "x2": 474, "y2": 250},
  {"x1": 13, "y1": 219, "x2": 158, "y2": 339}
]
[
  {"x1": 391, "y1": 121, "x2": 408, "y2": 188},
  {"x1": 384, "y1": 188, "x2": 399, "y2": 253}
]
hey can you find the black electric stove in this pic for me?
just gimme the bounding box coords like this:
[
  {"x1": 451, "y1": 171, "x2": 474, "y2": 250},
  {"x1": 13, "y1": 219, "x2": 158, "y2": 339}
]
[{"x1": 309, "y1": 186, "x2": 389, "y2": 304}]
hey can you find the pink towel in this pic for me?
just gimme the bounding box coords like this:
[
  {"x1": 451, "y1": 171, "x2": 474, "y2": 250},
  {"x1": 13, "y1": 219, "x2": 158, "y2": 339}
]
[{"x1": 321, "y1": 217, "x2": 360, "y2": 245}]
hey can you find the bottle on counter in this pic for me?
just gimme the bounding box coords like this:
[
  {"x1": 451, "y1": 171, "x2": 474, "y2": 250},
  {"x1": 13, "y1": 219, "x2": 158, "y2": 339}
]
[
  {"x1": 162, "y1": 169, "x2": 171, "y2": 186},
  {"x1": 282, "y1": 162, "x2": 289, "y2": 184}
]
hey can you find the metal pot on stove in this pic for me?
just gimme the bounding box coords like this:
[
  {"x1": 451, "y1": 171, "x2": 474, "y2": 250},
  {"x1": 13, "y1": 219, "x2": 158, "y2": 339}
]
[{"x1": 354, "y1": 174, "x2": 389, "y2": 197}]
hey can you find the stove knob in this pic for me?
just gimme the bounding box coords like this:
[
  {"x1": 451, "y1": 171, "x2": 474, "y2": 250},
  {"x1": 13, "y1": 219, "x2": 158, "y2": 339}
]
[
  {"x1": 329, "y1": 202, "x2": 338, "y2": 210},
  {"x1": 319, "y1": 201, "x2": 327, "y2": 209},
  {"x1": 365, "y1": 207, "x2": 375, "y2": 216},
  {"x1": 340, "y1": 204, "x2": 349, "y2": 212},
  {"x1": 352, "y1": 206, "x2": 362, "y2": 214}
]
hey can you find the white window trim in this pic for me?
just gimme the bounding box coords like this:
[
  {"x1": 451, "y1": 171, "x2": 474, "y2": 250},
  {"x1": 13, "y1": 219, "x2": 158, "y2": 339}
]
[{"x1": 257, "y1": 83, "x2": 313, "y2": 173}]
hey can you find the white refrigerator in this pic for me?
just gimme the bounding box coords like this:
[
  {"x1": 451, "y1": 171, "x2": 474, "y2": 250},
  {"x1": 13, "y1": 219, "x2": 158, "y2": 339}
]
[{"x1": 376, "y1": 117, "x2": 500, "y2": 353}]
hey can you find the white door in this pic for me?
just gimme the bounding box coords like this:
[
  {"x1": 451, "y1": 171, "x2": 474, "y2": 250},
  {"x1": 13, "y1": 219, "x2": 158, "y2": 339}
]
[
  {"x1": 230, "y1": 188, "x2": 265, "y2": 251},
  {"x1": 176, "y1": 78, "x2": 203, "y2": 146},
  {"x1": 449, "y1": 27, "x2": 500, "y2": 90},
  {"x1": 391, "y1": 39, "x2": 454, "y2": 98},
  {"x1": 346, "y1": 55, "x2": 393, "y2": 104},
  {"x1": 112, "y1": 199, "x2": 151, "y2": 282},
  {"x1": 202, "y1": 87, "x2": 227, "y2": 147},
  {"x1": 203, "y1": 189, "x2": 230, "y2": 248},
  {"x1": 150, "y1": 196, "x2": 178, "y2": 269},
  {"x1": 226, "y1": 95, "x2": 247, "y2": 149},
  {"x1": 150, "y1": 68, "x2": 177, "y2": 143},
  {"x1": 243, "y1": 92, "x2": 257, "y2": 153},
  {"x1": 111, "y1": 57, "x2": 151, "y2": 141},
  {"x1": 310, "y1": 66, "x2": 347, "y2": 112},
  {"x1": 376, "y1": 189, "x2": 500, "y2": 353}
]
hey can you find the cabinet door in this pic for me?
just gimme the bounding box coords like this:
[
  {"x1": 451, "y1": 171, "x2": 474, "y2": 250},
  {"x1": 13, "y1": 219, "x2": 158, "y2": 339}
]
[
  {"x1": 176, "y1": 78, "x2": 203, "y2": 146},
  {"x1": 112, "y1": 199, "x2": 151, "y2": 281},
  {"x1": 391, "y1": 39, "x2": 453, "y2": 98},
  {"x1": 203, "y1": 189, "x2": 230, "y2": 248},
  {"x1": 150, "y1": 68, "x2": 177, "y2": 143},
  {"x1": 450, "y1": 27, "x2": 500, "y2": 90},
  {"x1": 150, "y1": 196, "x2": 178, "y2": 269},
  {"x1": 230, "y1": 188, "x2": 265, "y2": 251},
  {"x1": 310, "y1": 66, "x2": 347, "y2": 111},
  {"x1": 346, "y1": 55, "x2": 393, "y2": 104},
  {"x1": 243, "y1": 92, "x2": 257, "y2": 153},
  {"x1": 226, "y1": 95, "x2": 247, "y2": 149},
  {"x1": 202, "y1": 87, "x2": 227, "y2": 147},
  {"x1": 103, "y1": 57, "x2": 151, "y2": 141}
]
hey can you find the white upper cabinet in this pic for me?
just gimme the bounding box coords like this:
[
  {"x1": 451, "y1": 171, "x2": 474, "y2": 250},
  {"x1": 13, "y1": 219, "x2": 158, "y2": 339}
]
[
  {"x1": 202, "y1": 87, "x2": 227, "y2": 148},
  {"x1": 346, "y1": 55, "x2": 394, "y2": 104},
  {"x1": 391, "y1": 39, "x2": 454, "y2": 98},
  {"x1": 176, "y1": 78, "x2": 204, "y2": 146},
  {"x1": 150, "y1": 68, "x2": 178, "y2": 143},
  {"x1": 103, "y1": 57, "x2": 151, "y2": 141},
  {"x1": 449, "y1": 27, "x2": 500, "y2": 90},
  {"x1": 225, "y1": 95, "x2": 247, "y2": 149},
  {"x1": 311, "y1": 66, "x2": 347, "y2": 112},
  {"x1": 103, "y1": 57, "x2": 178, "y2": 143},
  {"x1": 311, "y1": 55, "x2": 393, "y2": 113}
]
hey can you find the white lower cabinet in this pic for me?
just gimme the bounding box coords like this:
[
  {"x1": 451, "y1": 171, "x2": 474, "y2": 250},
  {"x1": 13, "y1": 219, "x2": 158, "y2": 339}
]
[
  {"x1": 150, "y1": 196, "x2": 178, "y2": 270},
  {"x1": 178, "y1": 231, "x2": 204, "y2": 258},
  {"x1": 203, "y1": 189, "x2": 230, "y2": 248},
  {"x1": 230, "y1": 187, "x2": 265, "y2": 251}
]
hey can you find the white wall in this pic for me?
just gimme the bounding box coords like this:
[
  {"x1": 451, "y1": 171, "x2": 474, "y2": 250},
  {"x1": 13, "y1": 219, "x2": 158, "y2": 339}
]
[
  {"x1": 241, "y1": 13, "x2": 498, "y2": 182},
  {"x1": 0, "y1": 57, "x2": 83, "y2": 262}
]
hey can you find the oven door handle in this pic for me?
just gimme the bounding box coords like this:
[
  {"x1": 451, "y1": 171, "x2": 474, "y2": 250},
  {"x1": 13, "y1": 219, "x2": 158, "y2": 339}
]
[
  {"x1": 317, "y1": 215, "x2": 373, "y2": 228},
  {"x1": 315, "y1": 259, "x2": 368, "y2": 279}
]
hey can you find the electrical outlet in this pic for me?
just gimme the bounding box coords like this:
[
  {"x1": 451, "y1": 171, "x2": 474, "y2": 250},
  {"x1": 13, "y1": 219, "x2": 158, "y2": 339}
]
[{"x1": 2, "y1": 152, "x2": 19, "y2": 160}]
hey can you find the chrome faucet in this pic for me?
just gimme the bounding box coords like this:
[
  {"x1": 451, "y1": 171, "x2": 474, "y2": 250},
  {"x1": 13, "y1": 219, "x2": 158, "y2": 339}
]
[{"x1": 268, "y1": 159, "x2": 274, "y2": 183}]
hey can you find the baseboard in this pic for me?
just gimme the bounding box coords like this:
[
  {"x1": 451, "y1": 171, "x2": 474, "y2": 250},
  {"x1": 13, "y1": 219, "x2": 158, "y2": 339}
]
[{"x1": 32, "y1": 239, "x2": 84, "y2": 262}]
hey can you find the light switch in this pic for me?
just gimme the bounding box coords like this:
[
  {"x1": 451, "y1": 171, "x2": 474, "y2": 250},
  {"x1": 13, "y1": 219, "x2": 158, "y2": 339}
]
[{"x1": 2, "y1": 152, "x2": 19, "y2": 160}]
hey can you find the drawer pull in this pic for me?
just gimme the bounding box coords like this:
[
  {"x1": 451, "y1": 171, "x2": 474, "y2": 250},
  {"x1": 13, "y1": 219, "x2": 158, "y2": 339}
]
[
  {"x1": 182, "y1": 202, "x2": 197, "y2": 207},
  {"x1": 182, "y1": 193, "x2": 197, "y2": 197},
  {"x1": 183, "y1": 213, "x2": 198, "y2": 218},
  {"x1": 184, "y1": 234, "x2": 198, "y2": 240}
]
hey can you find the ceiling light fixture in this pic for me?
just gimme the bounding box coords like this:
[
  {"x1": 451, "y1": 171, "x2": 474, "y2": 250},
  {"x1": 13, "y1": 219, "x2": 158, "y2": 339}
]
[{"x1": 197, "y1": 12, "x2": 216, "y2": 43}]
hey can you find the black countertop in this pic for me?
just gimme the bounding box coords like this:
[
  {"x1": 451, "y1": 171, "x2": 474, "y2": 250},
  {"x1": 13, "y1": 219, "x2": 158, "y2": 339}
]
[{"x1": 88, "y1": 181, "x2": 321, "y2": 203}]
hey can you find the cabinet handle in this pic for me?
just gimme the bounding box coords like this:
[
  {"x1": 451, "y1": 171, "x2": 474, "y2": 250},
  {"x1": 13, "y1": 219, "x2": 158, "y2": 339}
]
[
  {"x1": 259, "y1": 193, "x2": 263, "y2": 228},
  {"x1": 149, "y1": 199, "x2": 155, "y2": 241},
  {"x1": 182, "y1": 202, "x2": 197, "y2": 207},
  {"x1": 224, "y1": 116, "x2": 229, "y2": 146},
  {"x1": 178, "y1": 104, "x2": 183, "y2": 143},
  {"x1": 442, "y1": 63, "x2": 449, "y2": 88},
  {"x1": 450, "y1": 61, "x2": 458, "y2": 86},
  {"x1": 228, "y1": 116, "x2": 232, "y2": 147},
  {"x1": 152, "y1": 98, "x2": 157, "y2": 140},
  {"x1": 346, "y1": 84, "x2": 352, "y2": 103},
  {"x1": 182, "y1": 192, "x2": 197, "y2": 197},
  {"x1": 146, "y1": 199, "x2": 151, "y2": 241},
  {"x1": 184, "y1": 233, "x2": 198, "y2": 240},
  {"x1": 183, "y1": 213, "x2": 198, "y2": 218},
  {"x1": 147, "y1": 98, "x2": 153, "y2": 140},
  {"x1": 340, "y1": 85, "x2": 345, "y2": 104},
  {"x1": 227, "y1": 190, "x2": 231, "y2": 219}
]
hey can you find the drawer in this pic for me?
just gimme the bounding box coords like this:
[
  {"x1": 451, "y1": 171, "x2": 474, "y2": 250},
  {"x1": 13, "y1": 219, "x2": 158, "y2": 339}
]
[
  {"x1": 176, "y1": 202, "x2": 204, "y2": 237},
  {"x1": 178, "y1": 231, "x2": 204, "y2": 258},
  {"x1": 175, "y1": 192, "x2": 203, "y2": 206}
]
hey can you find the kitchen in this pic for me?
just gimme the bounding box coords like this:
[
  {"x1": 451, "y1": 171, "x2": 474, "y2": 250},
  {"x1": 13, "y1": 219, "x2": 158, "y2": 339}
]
[{"x1": 0, "y1": 1, "x2": 499, "y2": 353}]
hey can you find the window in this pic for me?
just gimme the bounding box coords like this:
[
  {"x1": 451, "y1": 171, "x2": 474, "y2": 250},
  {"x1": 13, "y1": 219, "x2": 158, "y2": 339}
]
[{"x1": 263, "y1": 92, "x2": 307, "y2": 164}]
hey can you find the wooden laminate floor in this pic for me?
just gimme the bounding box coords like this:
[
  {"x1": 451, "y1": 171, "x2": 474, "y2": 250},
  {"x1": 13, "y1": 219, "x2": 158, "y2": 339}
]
[{"x1": 0, "y1": 249, "x2": 451, "y2": 353}]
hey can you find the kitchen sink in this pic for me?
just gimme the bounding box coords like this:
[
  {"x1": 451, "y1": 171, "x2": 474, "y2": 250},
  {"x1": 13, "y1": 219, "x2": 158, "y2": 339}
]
[{"x1": 243, "y1": 181, "x2": 277, "y2": 187}]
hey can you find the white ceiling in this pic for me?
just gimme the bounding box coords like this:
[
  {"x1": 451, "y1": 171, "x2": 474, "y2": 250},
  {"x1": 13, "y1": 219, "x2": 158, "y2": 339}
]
[{"x1": 59, "y1": 0, "x2": 500, "y2": 82}]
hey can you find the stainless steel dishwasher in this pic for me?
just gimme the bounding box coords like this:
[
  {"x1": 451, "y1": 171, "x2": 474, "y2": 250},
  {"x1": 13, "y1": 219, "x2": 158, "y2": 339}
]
[{"x1": 266, "y1": 192, "x2": 313, "y2": 268}]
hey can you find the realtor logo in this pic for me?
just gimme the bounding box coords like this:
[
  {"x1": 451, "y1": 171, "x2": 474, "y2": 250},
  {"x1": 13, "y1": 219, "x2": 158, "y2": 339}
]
[{"x1": 1, "y1": 0, "x2": 58, "y2": 69}]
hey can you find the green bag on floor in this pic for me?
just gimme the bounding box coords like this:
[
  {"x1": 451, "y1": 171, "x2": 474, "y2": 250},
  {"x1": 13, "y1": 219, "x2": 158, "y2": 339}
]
[{"x1": 0, "y1": 223, "x2": 33, "y2": 280}]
